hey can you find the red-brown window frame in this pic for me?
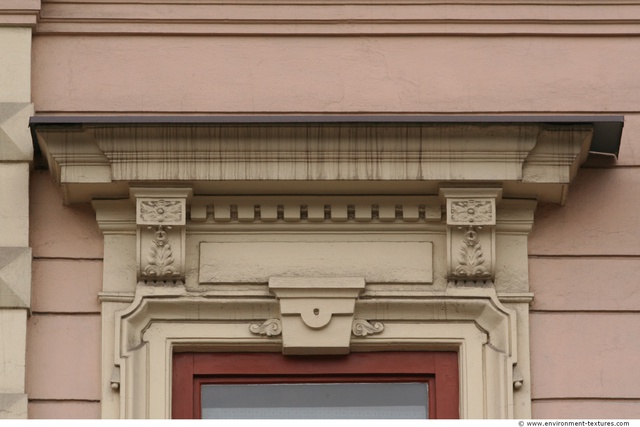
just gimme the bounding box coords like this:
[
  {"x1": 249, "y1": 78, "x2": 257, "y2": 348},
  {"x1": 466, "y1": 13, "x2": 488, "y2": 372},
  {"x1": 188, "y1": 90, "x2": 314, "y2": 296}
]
[{"x1": 172, "y1": 351, "x2": 459, "y2": 419}]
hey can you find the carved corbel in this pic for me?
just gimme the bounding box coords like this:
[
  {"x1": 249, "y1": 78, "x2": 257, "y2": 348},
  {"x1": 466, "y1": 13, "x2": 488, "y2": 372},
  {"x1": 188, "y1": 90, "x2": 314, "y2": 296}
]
[
  {"x1": 268, "y1": 277, "x2": 365, "y2": 355},
  {"x1": 441, "y1": 188, "x2": 502, "y2": 282},
  {"x1": 132, "y1": 188, "x2": 192, "y2": 282}
]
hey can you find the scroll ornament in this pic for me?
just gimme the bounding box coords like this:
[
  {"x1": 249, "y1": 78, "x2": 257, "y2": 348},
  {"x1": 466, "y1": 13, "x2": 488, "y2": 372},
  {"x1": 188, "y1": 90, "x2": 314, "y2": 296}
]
[
  {"x1": 352, "y1": 319, "x2": 385, "y2": 337},
  {"x1": 249, "y1": 318, "x2": 283, "y2": 337}
]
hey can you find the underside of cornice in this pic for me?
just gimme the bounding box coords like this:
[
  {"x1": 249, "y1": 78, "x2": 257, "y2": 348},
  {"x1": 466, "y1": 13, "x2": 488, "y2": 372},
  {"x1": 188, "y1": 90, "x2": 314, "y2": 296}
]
[{"x1": 32, "y1": 116, "x2": 622, "y2": 205}]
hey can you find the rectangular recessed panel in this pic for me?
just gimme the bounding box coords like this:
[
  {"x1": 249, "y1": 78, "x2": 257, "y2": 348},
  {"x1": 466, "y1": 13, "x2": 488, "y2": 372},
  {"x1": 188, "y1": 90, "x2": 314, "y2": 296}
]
[
  {"x1": 199, "y1": 241, "x2": 433, "y2": 284},
  {"x1": 202, "y1": 382, "x2": 428, "y2": 419}
]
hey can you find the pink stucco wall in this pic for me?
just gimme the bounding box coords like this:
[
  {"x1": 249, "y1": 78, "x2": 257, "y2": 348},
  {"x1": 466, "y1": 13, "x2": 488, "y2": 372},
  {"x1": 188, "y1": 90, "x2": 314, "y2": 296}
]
[
  {"x1": 529, "y1": 165, "x2": 640, "y2": 417},
  {"x1": 27, "y1": 4, "x2": 640, "y2": 418},
  {"x1": 31, "y1": 36, "x2": 640, "y2": 114},
  {"x1": 27, "y1": 171, "x2": 102, "y2": 419}
]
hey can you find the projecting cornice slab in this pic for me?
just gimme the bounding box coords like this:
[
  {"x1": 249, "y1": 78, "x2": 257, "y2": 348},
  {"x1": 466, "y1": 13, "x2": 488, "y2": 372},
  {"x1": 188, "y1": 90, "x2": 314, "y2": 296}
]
[{"x1": 32, "y1": 116, "x2": 622, "y2": 204}]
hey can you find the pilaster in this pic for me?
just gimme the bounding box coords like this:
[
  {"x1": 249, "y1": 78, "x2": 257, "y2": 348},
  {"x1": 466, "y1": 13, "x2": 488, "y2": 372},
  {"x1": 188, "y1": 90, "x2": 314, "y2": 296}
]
[{"x1": 0, "y1": 4, "x2": 37, "y2": 418}]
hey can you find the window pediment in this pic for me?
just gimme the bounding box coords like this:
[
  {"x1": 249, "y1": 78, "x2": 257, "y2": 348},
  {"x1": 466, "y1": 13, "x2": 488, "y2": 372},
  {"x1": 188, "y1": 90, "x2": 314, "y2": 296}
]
[{"x1": 33, "y1": 116, "x2": 623, "y2": 419}]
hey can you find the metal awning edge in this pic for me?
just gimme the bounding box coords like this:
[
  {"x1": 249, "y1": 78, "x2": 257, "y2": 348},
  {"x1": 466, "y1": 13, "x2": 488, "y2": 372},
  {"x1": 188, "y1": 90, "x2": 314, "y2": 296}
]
[{"x1": 30, "y1": 114, "x2": 624, "y2": 157}]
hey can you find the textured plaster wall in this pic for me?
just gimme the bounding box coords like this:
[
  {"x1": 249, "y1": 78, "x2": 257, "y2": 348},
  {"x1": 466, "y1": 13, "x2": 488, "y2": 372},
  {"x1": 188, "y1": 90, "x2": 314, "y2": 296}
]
[
  {"x1": 28, "y1": 23, "x2": 640, "y2": 419},
  {"x1": 528, "y1": 115, "x2": 640, "y2": 416},
  {"x1": 27, "y1": 171, "x2": 103, "y2": 418},
  {"x1": 32, "y1": 36, "x2": 640, "y2": 114}
]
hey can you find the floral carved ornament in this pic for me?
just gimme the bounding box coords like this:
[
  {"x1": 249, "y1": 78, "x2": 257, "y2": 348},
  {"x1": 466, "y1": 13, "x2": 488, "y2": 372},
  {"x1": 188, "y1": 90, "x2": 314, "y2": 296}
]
[
  {"x1": 445, "y1": 195, "x2": 497, "y2": 280},
  {"x1": 136, "y1": 197, "x2": 187, "y2": 281},
  {"x1": 139, "y1": 199, "x2": 183, "y2": 224}
]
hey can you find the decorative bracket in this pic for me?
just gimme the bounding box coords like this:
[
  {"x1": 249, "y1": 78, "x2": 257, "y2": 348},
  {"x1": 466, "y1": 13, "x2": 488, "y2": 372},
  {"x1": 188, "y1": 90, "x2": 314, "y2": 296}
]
[
  {"x1": 132, "y1": 188, "x2": 192, "y2": 282},
  {"x1": 268, "y1": 276, "x2": 365, "y2": 355},
  {"x1": 441, "y1": 188, "x2": 502, "y2": 282}
]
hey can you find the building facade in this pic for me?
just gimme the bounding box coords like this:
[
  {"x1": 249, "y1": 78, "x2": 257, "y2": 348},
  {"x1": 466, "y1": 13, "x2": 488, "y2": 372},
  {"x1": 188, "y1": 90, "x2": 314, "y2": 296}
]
[{"x1": 1, "y1": 0, "x2": 639, "y2": 419}]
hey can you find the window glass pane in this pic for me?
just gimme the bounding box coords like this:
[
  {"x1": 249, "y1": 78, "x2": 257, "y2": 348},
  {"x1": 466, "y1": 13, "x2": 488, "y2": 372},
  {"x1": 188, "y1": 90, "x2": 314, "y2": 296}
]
[{"x1": 201, "y1": 382, "x2": 428, "y2": 419}]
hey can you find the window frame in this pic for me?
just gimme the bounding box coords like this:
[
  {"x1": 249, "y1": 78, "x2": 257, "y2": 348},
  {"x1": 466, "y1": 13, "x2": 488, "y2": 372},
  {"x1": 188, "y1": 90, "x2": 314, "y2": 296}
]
[{"x1": 172, "y1": 351, "x2": 459, "y2": 419}]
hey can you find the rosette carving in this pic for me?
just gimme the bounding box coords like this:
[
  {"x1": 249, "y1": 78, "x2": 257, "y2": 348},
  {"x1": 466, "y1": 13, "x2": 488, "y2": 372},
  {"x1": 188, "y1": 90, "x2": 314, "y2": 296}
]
[
  {"x1": 139, "y1": 200, "x2": 183, "y2": 224},
  {"x1": 450, "y1": 200, "x2": 493, "y2": 224}
]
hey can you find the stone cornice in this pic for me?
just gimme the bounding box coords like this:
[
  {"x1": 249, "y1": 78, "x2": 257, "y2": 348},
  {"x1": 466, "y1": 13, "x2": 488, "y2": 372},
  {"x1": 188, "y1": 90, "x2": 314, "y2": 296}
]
[
  {"x1": 35, "y1": 0, "x2": 640, "y2": 35},
  {"x1": 35, "y1": 120, "x2": 602, "y2": 204}
]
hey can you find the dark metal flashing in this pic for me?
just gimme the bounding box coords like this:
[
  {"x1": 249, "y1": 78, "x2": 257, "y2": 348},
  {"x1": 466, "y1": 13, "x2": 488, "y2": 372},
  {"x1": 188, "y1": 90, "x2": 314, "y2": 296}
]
[{"x1": 30, "y1": 114, "x2": 624, "y2": 157}]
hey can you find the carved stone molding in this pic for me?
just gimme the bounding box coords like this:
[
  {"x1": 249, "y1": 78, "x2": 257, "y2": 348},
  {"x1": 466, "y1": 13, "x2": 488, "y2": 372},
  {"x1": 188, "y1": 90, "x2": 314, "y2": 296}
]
[
  {"x1": 441, "y1": 188, "x2": 502, "y2": 282},
  {"x1": 190, "y1": 195, "x2": 441, "y2": 224},
  {"x1": 114, "y1": 285, "x2": 528, "y2": 418},
  {"x1": 132, "y1": 188, "x2": 192, "y2": 282},
  {"x1": 268, "y1": 276, "x2": 366, "y2": 355}
]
